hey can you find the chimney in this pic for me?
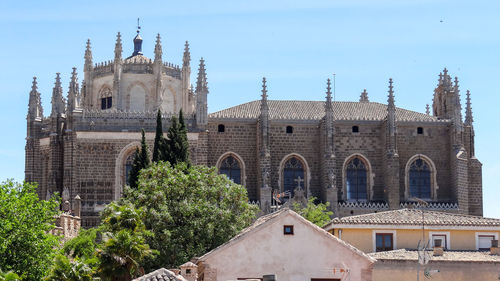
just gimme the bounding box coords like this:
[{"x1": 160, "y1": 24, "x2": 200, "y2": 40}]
[
  {"x1": 491, "y1": 239, "x2": 499, "y2": 255},
  {"x1": 180, "y1": 261, "x2": 198, "y2": 281},
  {"x1": 433, "y1": 239, "x2": 444, "y2": 256}
]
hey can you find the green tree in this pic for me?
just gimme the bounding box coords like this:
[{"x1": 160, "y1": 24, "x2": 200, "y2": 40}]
[
  {"x1": 165, "y1": 110, "x2": 190, "y2": 166},
  {"x1": 128, "y1": 129, "x2": 150, "y2": 189},
  {"x1": 292, "y1": 197, "x2": 333, "y2": 227},
  {"x1": 0, "y1": 181, "x2": 60, "y2": 281},
  {"x1": 0, "y1": 269, "x2": 20, "y2": 281},
  {"x1": 62, "y1": 228, "x2": 99, "y2": 260},
  {"x1": 152, "y1": 110, "x2": 165, "y2": 163},
  {"x1": 124, "y1": 162, "x2": 258, "y2": 269}
]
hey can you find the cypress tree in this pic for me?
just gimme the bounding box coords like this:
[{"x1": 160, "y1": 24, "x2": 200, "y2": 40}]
[
  {"x1": 152, "y1": 109, "x2": 164, "y2": 162},
  {"x1": 166, "y1": 110, "x2": 190, "y2": 166},
  {"x1": 128, "y1": 129, "x2": 150, "y2": 189}
]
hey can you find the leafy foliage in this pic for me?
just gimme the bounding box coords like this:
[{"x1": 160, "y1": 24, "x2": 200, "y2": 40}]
[
  {"x1": 0, "y1": 269, "x2": 20, "y2": 281},
  {"x1": 292, "y1": 197, "x2": 333, "y2": 227},
  {"x1": 45, "y1": 255, "x2": 96, "y2": 281},
  {"x1": 62, "y1": 228, "x2": 98, "y2": 260},
  {"x1": 124, "y1": 162, "x2": 258, "y2": 269},
  {"x1": 0, "y1": 181, "x2": 60, "y2": 281}
]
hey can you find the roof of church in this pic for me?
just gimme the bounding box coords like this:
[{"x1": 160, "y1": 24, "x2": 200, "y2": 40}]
[
  {"x1": 132, "y1": 268, "x2": 186, "y2": 281},
  {"x1": 124, "y1": 54, "x2": 153, "y2": 64},
  {"x1": 324, "y1": 208, "x2": 500, "y2": 228},
  {"x1": 209, "y1": 100, "x2": 443, "y2": 122},
  {"x1": 368, "y1": 249, "x2": 500, "y2": 263}
]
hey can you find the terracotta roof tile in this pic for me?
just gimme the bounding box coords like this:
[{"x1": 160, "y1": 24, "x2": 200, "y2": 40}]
[
  {"x1": 369, "y1": 249, "x2": 500, "y2": 263},
  {"x1": 132, "y1": 268, "x2": 186, "y2": 281},
  {"x1": 325, "y1": 209, "x2": 500, "y2": 228},
  {"x1": 209, "y1": 100, "x2": 442, "y2": 122}
]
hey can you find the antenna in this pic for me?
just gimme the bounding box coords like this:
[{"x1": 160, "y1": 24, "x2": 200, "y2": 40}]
[{"x1": 333, "y1": 73, "x2": 336, "y2": 101}]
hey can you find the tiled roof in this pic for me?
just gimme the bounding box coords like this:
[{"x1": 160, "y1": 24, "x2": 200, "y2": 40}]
[
  {"x1": 369, "y1": 249, "x2": 500, "y2": 263},
  {"x1": 325, "y1": 208, "x2": 500, "y2": 228},
  {"x1": 132, "y1": 268, "x2": 186, "y2": 281},
  {"x1": 124, "y1": 55, "x2": 153, "y2": 64},
  {"x1": 209, "y1": 100, "x2": 442, "y2": 122}
]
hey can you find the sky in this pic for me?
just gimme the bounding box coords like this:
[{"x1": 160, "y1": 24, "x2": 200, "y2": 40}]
[{"x1": 0, "y1": 0, "x2": 499, "y2": 217}]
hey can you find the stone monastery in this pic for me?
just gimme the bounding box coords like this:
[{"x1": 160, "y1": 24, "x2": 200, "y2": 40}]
[{"x1": 25, "y1": 27, "x2": 482, "y2": 227}]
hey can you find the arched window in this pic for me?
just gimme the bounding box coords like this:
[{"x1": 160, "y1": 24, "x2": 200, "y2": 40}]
[
  {"x1": 346, "y1": 157, "x2": 368, "y2": 201},
  {"x1": 219, "y1": 156, "x2": 241, "y2": 184},
  {"x1": 124, "y1": 153, "x2": 135, "y2": 186},
  {"x1": 408, "y1": 158, "x2": 431, "y2": 199},
  {"x1": 283, "y1": 157, "x2": 305, "y2": 196},
  {"x1": 99, "y1": 87, "x2": 112, "y2": 110}
]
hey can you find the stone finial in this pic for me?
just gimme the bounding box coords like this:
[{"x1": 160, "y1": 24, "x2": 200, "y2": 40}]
[
  {"x1": 465, "y1": 90, "x2": 473, "y2": 125},
  {"x1": 67, "y1": 67, "x2": 80, "y2": 112},
  {"x1": 261, "y1": 77, "x2": 268, "y2": 101},
  {"x1": 195, "y1": 58, "x2": 208, "y2": 94},
  {"x1": 51, "y1": 73, "x2": 65, "y2": 117},
  {"x1": 326, "y1": 78, "x2": 332, "y2": 102},
  {"x1": 63, "y1": 200, "x2": 71, "y2": 212},
  {"x1": 360, "y1": 88, "x2": 369, "y2": 102},
  {"x1": 426, "y1": 104, "x2": 430, "y2": 115},
  {"x1": 387, "y1": 78, "x2": 395, "y2": 108},
  {"x1": 28, "y1": 76, "x2": 43, "y2": 120},
  {"x1": 154, "y1": 33, "x2": 162, "y2": 62},
  {"x1": 84, "y1": 39, "x2": 92, "y2": 66},
  {"x1": 183, "y1": 41, "x2": 190, "y2": 66},
  {"x1": 73, "y1": 195, "x2": 81, "y2": 217},
  {"x1": 114, "y1": 32, "x2": 122, "y2": 61},
  {"x1": 438, "y1": 72, "x2": 443, "y2": 86}
]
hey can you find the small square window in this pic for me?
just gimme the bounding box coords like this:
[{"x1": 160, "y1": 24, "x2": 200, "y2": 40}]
[
  {"x1": 186, "y1": 269, "x2": 191, "y2": 274},
  {"x1": 283, "y1": 225, "x2": 294, "y2": 235},
  {"x1": 218, "y1": 124, "x2": 225, "y2": 133},
  {"x1": 417, "y1": 127, "x2": 424, "y2": 135},
  {"x1": 352, "y1": 126, "x2": 359, "y2": 133},
  {"x1": 376, "y1": 233, "x2": 393, "y2": 252},
  {"x1": 286, "y1": 126, "x2": 293, "y2": 134}
]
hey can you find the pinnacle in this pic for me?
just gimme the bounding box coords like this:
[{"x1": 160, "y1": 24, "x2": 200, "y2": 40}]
[
  {"x1": 465, "y1": 90, "x2": 473, "y2": 125},
  {"x1": 261, "y1": 77, "x2": 268, "y2": 100},
  {"x1": 55, "y1": 73, "x2": 61, "y2": 87},
  {"x1": 360, "y1": 88, "x2": 369, "y2": 102},
  {"x1": 31, "y1": 76, "x2": 38, "y2": 92},
  {"x1": 387, "y1": 78, "x2": 395, "y2": 106},
  {"x1": 426, "y1": 104, "x2": 430, "y2": 115}
]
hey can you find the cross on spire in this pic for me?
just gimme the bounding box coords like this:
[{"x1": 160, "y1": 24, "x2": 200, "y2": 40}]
[{"x1": 137, "y1": 18, "x2": 141, "y2": 34}]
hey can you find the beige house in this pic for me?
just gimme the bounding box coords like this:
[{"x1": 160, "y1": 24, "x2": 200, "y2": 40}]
[
  {"x1": 324, "y1": 208, "x2": 500, "y2": 253},
  {"x1": 195, "y1": 209, "x2": 375, "y2": 281}
]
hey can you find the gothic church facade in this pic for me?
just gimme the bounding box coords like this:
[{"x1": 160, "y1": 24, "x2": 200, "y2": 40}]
[{"x1": 25, "y1": 30, "x2": 483, "y2": 227}]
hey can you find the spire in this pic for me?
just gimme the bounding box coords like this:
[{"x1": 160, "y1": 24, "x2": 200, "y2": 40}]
[
  {"x1": 183, "y1": 41, "x2": 190, "y2": 67},
  {"x1": 386, "y1": 78, "x2": 397, "y2": 156},
  {"x1": 84, "y1": 39, "x2": 93, "y2": 70},
  {"x1": 426, "y1": 104, "x2": 430, "y2": 115},
  {"x1": 154, "y1": 33, "x2": 162, "y2": 62},
  {"x1": 132, "y1": 18, "x2": 143, "y2": 56},
  {"x1": 324, "y1": 78, "x2": 333, "y2": 112},
  {"x1": 454, "y1": 76, "x2": 459, "y2": 93},
  {"x1": 51, "y1": 73, "x2": 65, "y2": 117},
  {"x1": 195, "y1": 58, "x2": 208, "y2": 94},
  {"x1": 360, "y1": 89, "x2": 369, "y2": 102},
  {"x1": 465, "y1": 90, "x2": 473, "y2": 125},
  {"x1": 28, "y1": 76, "x2": 43, "y2": 120},
  {"x1": 114, "y1": 32, "x2": 122, "y2": 61},
  {"x1": 67, "y1": 67, "x2": 80, "y2": 112},
  {"x1": 261, "y1": 77, "x2": 268, "y2": 101}
]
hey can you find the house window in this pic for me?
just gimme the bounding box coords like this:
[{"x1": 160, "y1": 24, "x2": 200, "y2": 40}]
[
  {"x1": 477, "y1": 234, "x2": 497, "y2": 250},
  {"x1": 284, "y1": 225, "x2": 294, "y2": 235},
  {"x1": 218, "y1": 124, "x2": 225, "y2": 133},
  {"x1": 286, "y1": 126, "x2": 293, "y2": 134},
  {"x1": 346, "y1": 157, "x2": 368, "y2": 201},
  {"x1": 376, "y1": 233, "x2": 394, "y2": 252},
  {"x1": 431, "y1": 234, "x2": 448, "y2": 249},
  {"x1": 408, "y1": 158, "x2": 431, "y2": 199},
  {"x1": 219, "y1": 155, "x2": 241, "y2": 184},
  {"x1": 352, "y1": 126, "x2": 359, "y2": 133},
  {"x1": 124, "y1": 152, "x2": 135, "y2": 186},
  {"x1": 417, "y1": 127, "x2": 424, "y2": 135},
  {"x1": 283, "y1": 157, "x2": 305, "y2": 197}
]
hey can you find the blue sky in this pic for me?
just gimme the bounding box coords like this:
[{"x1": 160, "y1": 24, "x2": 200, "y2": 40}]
[{"x1": 1, "y1": 0, "x2": 499, "y2": 217}]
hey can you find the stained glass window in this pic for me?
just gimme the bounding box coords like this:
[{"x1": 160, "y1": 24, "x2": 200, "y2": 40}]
[
  {"x1": 409, "y1": 158, "x2": 431, "y2": 199},
  {"x1": 346, "y1": 157, "x2": 368, "y2": 201},
  {"x1": 219, "y1": 156, "x2": 241, "y2": 184}
]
